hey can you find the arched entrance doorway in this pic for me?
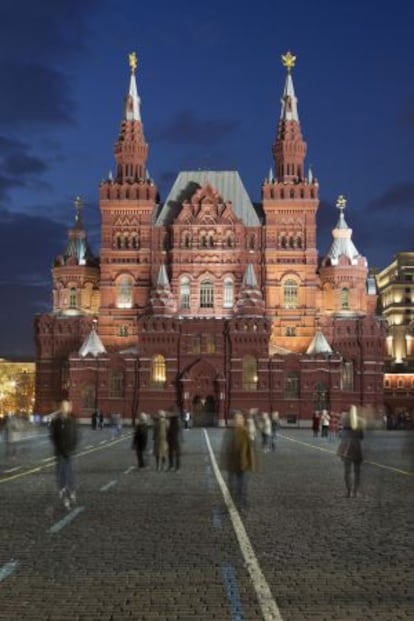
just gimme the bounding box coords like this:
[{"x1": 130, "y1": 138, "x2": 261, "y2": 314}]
[
  {"x1": 192, "y1": 395, "x2": 215, "y2": 427},
  {"x1": 313, "y1": 382, "x2": 329, "y2": 412}
]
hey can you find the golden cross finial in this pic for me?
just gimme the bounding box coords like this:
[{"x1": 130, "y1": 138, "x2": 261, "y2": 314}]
[
  {"x1": 281, "y1": 50, "x2": 296, "y2": 72},
  {"x1": 129, "y1": 51, "x2": 138, "y2": 74},
  {"x1": 336, "y1": 195, "x2": 347, "y2": 210}
]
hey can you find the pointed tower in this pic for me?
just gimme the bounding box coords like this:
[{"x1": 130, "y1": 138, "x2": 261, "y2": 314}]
[
  {"x1": 98, "y1": 53, "x2": 159, "y2": 349},
  {"x1": 234, "y1": 264, "x2": 266, "y2": 316},
  {"x1": 262, "y1": 52, "x2": 320, "y2": 353},
  {"x1": 52, "y1": 196, "x2": 100, "y2": 316},
  {"x1": 148, "y1": 264, "x2": 178, "y2": 316},
  {"x1": 319, "y1": 195, "x2": 375, "y2": 316}
]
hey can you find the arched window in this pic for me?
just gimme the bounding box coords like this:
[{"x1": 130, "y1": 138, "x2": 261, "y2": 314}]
[
  {"x1": 208, "y1": 235, "x2": 215, "y2": 247},
  {"x1": 69, "y1": 288, "x2": 77, "y2": 309},
  {"x1": 284, "y1": 279, "x2": 298, "y2": 309},
  {"x1": 297, "y1": 236, "x2": 302, "y2": 249},
  {"x1": 152, "y1": 355, "x2": 166, "y2": 387},
  {"x1": 243, "y1": 355, "x2": 258, "y2": 391},
  {"x1": 110, "y1": 371, "x2": 124, "y2": 397},
  {"x1": 131, "y1": 235, "x2": 138, "y2": 249},
  {"x1": 180, "y1": 277, "x2": 190, "y2": 310},
  {"x1": 341, "y1": 361, "x2": 354, "y2": 391},
  {"x1": 116, "y1": 276, "x2": 133, "y2": 309},
  {"x1": 313, "y1": 382, "x2": 329, "y2": 411},
  {"x1": 116, "y1": 235, "x2": 122, "y2": 249},
  {"x1": 119, "y1": 325, "x2": 128, "y2": 337},
  {"x1": 341, "y1": 288, "x2": 349, "y2": 309},
  {"x1": 81, "y1": 384, "x2": 95, "y2": 409},
  {"x1": 223, "y1": 278, "x2": 234, "y2": 308},
  {"x1": 226, "y1": 234, "x2": 234, "y2": 248},
  {"x1": 200, "y1": 280, "x2": 214, "y2": 308},
  {"x1": 281, "y1": 236, "x2": 287, "y2": 248},
  {"x1": 200, "y1": 235, "x2": 208, "y2": 247},
  {"x1": 284, "y1": 372, "x2": 300, "y2": 398}
]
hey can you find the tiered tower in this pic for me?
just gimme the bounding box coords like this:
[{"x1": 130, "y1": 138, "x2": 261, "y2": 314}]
[
  {"x1": 262, "y1": 52, "x2": 320, "y2": 353},
  {"x1": 97, "y1": 52, "x2": 158, "y2": 351}
]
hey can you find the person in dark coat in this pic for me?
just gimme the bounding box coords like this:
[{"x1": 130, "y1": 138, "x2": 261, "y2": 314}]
[
  {"x1": 91, "y1": 410, "x2": 97, "y2": 430},
  {"x1": 167, "y1": 414, "x2": 182, "y2": 472},
  {"x1": 50, "y1": 400, "x2": 78, "y2": 509},
  {"x1": 337, "y1": 405, "x2": 364, "y2": 498},
  {"x1": 312, "y1": 412, "x2": 321, "y2": 437},
  {"x1": 132, "y1": 412, "x2": 148, "y2": 469}
]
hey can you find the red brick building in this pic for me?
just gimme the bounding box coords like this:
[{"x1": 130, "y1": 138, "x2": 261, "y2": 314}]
[{"x1": 34, "y1": 52, "x2": 384, "y2": 425}]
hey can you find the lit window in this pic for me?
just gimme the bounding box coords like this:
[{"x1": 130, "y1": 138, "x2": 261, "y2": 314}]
[
  {"x1": 284, "y1": 279, "x2": 298, "y2": 309},
  {"x1": 116, "y1": 276, "x2": 133, "y2": 309},
  {"x1": 206, "y1": 334, "x2": 216, "y2": 353},
  {"x1": 119, "y1": 325, "x2": 128, "y2": 337},
  {"x1": 200, "y1": 280, "x2": 214, "y2": 308},
  {"x1": 152, "y1": 355, "x2": 166, "y2": 387},
  {"x1": 180, "y1": 277, "x2": 190, "y2": 310},
  {"x1": 192, "y1": 336, "x2": 201, "y2": 354},
  {"x1": 243, "y1": 355, "x2": 258, "y2": 391},
  {"x1": 341, "y1": 288, "x2": 349, "y2": 309},
  {"x1": 223, "y1": 278, "x2": 234, "y2": 308},
  {"x1": 286, "y1": 327, "x2": 296, "y2": 336}
]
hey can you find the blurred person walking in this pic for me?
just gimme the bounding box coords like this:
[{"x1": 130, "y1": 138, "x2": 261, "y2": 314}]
[
  {"x1": 261, "y1": 412, "x2": 272, "y2": 452},
  {"x1": 132, "y1": 412, "x2": 149, "y2": 469},
  {"x1": 4, "y1": 413, "x2": 19, "y2": 460},
  {"x1": 221, "y1": 412, "x2": 255, "y2": 509},
  {"x1": 167, "y1": 414, "x2": 182, "y2": 472},
  {"x1": 321, "y1": 409, "x2": 330, "y2": 438},
  {"x1": 153, "y1": 411, "x2": 168, "y2": 471},
  {"x1": 271, "y1": 411, "x2": 279, "y2": 450},
  {"x1": 50, "y1": 400, "x2": 78, "y2": 509},
  {"x1": 337, "y1": 405, "x2": 364, "y2": 498},
  {"x1": 312, "y1": 411, "x2": 321, "y2": 438}
]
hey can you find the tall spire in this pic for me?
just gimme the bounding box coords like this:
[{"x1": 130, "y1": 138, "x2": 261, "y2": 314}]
[
  {"x1": 272, "y1": 51, "x2": 307, "y2": 183},
  {"x1": 114, "y1": 52, "x2": 148, "y2": 183},
  {"x1": 125, "y1": 51, "x2": 141, "y2": 121}
]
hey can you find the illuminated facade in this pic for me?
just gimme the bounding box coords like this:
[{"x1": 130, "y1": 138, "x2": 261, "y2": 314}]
[
  {"x1": 376, "y1": 253, "x2": 414, "y2": 421},
  {"x1": 0, "y1": 359, "x2": 35, "y2": 417},
  {"x1": 34, "y1": 53, "x2": 385, "y2": 425}
]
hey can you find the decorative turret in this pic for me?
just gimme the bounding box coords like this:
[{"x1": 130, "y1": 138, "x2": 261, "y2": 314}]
[
  {"x1": 323, "y1": 195, "x2": 365, "y2": 267},
  {"x1": 54, "y1": 197, "x2": 98, "y2": 268},
  {"x1": 148, "y1": 265, "x2": 177, "y2": 316},
  {"x1": 52, "y1": 197, "x2": 100, "y2": 316},
  {"x1": 272, "y1": 51, "x2": 307, "y2": 183},
  {"x1": 234, "y1": 264, "x2": 265, "y2": 315},
  {"x1": 319, "y1": 195, "x2": 372, "y2": 316},
  {"x1": 114, "y1": 52, "x2": 149, "y2": 183}
]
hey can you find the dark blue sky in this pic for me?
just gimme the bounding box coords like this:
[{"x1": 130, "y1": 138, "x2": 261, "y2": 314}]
[{"x1": 0, "y1": 0, "x2": 413, "y2": 357}]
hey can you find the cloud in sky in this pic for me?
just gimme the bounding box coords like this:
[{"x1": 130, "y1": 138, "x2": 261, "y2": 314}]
[
  {"x1": 0, "y1": 136, "x2": 49, "y2": 200},
  {"x1": 368, "y1": 183, "x2": 414, "y2": 213},
  {"x1": 153, "y1": 110, "x2": 240, "y2": 146}
]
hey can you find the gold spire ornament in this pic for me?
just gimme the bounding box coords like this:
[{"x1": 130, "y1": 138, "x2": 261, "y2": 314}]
[
  {"x1": 336, "y1": 195, "x2": 347, "y2": 210},
  {"x1": 129, "y1": 51, "x2": 138, "y2": 74},
  {"x1": 281, "y1": 50, "x2": 296, "y2": 72}
]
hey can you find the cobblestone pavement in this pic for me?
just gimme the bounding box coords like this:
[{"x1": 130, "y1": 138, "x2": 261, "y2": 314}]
[{"x1": 0, "y1": 427, "x2": 413, "y2": 621}]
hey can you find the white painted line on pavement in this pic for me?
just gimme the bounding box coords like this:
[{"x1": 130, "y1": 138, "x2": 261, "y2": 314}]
[
  {"x1": 85, "y1": 445, "x2": 94, "y2": 449},
  {"x1": 3, "y1": 466, "x2": 22, "y2": 473},
  {"x1": 124, "y1": 466, "x2": 135, "y2": 474},
  {"x1": 99, "y1": 440, "x2": 107, "y2": 445},
  {"x1": 0, "y1": 559, "x2": 18, "y2": 582},
  {"x1": 100, "y1": 480, "x2": 117, "y2": 492},
  {"x1": 41, "y1": 457, "x2": 55, "y2": 462},
  {"x1": 48, "y1": 507, "x2": 85, "y2": 534},
  {"x1": 204, "y1": 429, "x2": 283, "y2": 621}
]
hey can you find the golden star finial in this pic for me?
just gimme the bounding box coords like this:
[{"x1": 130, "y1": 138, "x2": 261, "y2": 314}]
[
  {"x1": 129, "y1": 51, "x2": 138, "y2": 74},
  {"x1": 336, "y1": 195, "x2": 347, "y2": 210},
  {"x1": 281, "y1": 50, "x2": 296, "y2": 72}
]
